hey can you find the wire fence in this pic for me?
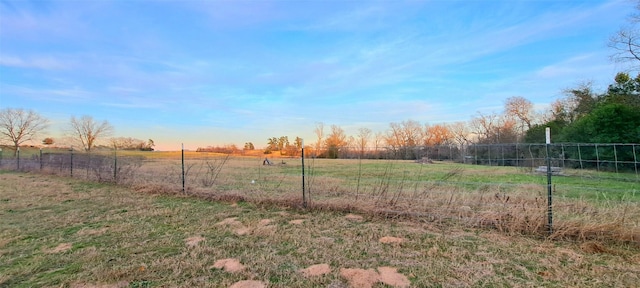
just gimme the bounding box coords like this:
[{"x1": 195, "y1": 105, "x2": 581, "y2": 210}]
[{"x1": 1, "y1": 143, "x2": 639, "y2": 244}]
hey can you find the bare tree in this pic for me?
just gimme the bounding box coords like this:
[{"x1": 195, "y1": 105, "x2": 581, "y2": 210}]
[
  {"x1": 314, "y1": 122, "x2": 324, "y2": 156},
  {"x1": 424, "y1": 124, "x2": 453, "y2": 145},
  {"x1": 449, "y1": 121, "x2": 471, "y2": 147},
  {"x1": 470, "y1": 112, "x2": 518, "y2": 144},
  {"x1": 504, "y1": 96, "x2": 538, "y2": 140},
  {"x1": 609, "y1": 2, "x2": 640, "y2": 69},
  {"x1": 0, "y1": 108, "x2": 49, "y2": 155},
  {"x1": 356, "y1": 127, "x2": 372, "y2": 156},
  {"x1": 324, "y1": 124, "x2": 348, "y2": 158},
  {"x1": 69, "y1": 115, "x2": 114, "y2": 151},
  {"x1": 373, "y1": 131, "x2": 384, "y2": 153}
]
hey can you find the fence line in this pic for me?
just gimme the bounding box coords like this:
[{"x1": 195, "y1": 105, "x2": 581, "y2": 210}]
[{"x1": 1, "y1": 143, "x2": 638, "y2": 242}]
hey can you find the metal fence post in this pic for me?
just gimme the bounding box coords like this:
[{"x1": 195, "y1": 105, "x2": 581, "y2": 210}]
[
  {"x1": 302, "y1": 139, "x2": 306, "y2": 208},
  {"x1": 40, "y1": 148, "x2": 43, "y2": 170},
  {"x1": 181, "y1": 143, "x2": 185, "y2": 193},
  {"x1": 114, "y1": 147, "x2": 117, "y2": 182},
  {"x1": 70, "y1": 146, "x2": 74, "y2": 177},
  {"x1": 545, "y1": 128, "x2": 553, "y2": 235}
]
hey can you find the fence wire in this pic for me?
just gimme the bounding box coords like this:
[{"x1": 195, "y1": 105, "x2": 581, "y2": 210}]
[{"x1": 1, "y1": 143, "x2": 638, "y2": 243}]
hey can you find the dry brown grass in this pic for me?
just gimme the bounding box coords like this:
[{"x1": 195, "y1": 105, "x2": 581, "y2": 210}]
[
  {"x1": 1, "y1": 171, "x2": 639, "y2": 287},
  {"x1": 22, "y1": 153, "x2": 638, "y2": 246}
]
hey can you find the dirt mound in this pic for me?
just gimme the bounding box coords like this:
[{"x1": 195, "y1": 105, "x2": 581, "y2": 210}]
[
  {"x1": 257, "y1": 219, "x2": 272, "y2": 226},
  {"x1": 379, "y1": 236, "x2": 405, "y2": 244},
  {"x1": 185, "y1": 236, "x2": 205, "y2": 247},
  {"x1": 71, "y1": 281, "x2": 128, "y2": 288},
  {"x1": 340, "y1": 268, "x2": 379, "y2": 288},
  {"x1": 340, "y1": 267, "x2": 411, "y2": 288},
  {"x1": 377, "y1": 267, "x2": 411, "y2": 287},
  {"x1": 47, "y1": 242, "x2": 72, "y2": 254},
  {"x1": 253, "y1": 219, "x2": 277, "y2": 236},
  {"x1": 300, "y1": 263, "x2": 331, "y2": 277},
  {"x1": 229, "y1": 280, "x2": 266, "y2": 288},
  {"x1": 216, "y1": 217, "x2": 250, "y2": 235},
  {"x1": 212, "y1": 258, "x2": 245, "y2": 273}
]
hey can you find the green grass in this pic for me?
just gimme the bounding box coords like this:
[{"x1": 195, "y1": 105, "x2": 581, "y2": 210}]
[{"x1": 1, "y1": 172, "x2": 639, "y2": 287}]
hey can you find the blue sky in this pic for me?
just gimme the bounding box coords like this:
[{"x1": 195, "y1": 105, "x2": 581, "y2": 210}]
[{"x1": 0, "y1": 0, "x2": 635, "y2": 150}]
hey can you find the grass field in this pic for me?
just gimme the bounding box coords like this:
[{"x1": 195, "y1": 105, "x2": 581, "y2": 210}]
[
  {"x1": 2, "y1": 149, "x2": 640, "y2": 245},
  {"x1": 1, "y1": 171, "x2": 639, "y2": 287}
]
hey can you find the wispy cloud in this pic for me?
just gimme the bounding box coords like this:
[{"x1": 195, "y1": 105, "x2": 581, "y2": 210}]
[{"x1": 0, "y1": 55, "x2": 70, "y2": 70}]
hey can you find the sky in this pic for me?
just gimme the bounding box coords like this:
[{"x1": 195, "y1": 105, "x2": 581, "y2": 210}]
[{"x1": 0, "y1": 0, "x2": 636, "y2": 151}]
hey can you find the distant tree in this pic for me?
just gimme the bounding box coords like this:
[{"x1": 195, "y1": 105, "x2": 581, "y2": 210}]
[
  {"x1": 424, "y1": 124, "x2": 453, "y2": 146},
  {"x1": 562, "y1": 103, "x2": 640, "y2": 143},
  {"x1": 314, "y1": 122, "x2": 324, "y2": 156},
  {"x1": 523, "y1": 120, "x2": 565, "y2": 143},
  {"x1": 373, "y1": 131, "x2": 385, "y2": 152},
  {"x1": 324, "y1": 125, "x2": 348, "y2": 158},
  {"x1": 470, "y1": 112, "x2": 518, "y2": 144},
  {"x1": 356, "y1": 127, "x2": 372, "y2": 157},
  {"x1": 603, "y1": 72, "x2": 640, "y2": 107},
  {"x1": 294, "y1": 137, "x2": 303, "y2": 150},
  {"x1": 267, "y1": 137, "x2": 278, "y2": 151},
  {"x1": 449, "y1": 121, "x2": 471, "y2": 147},
  {"x1": 563, "y1": 82, "x2": 599, "y2": 122},
  {"x1": 0, "y1": 108, "x2": 49, "y2": 155},
  {"x1": 110, "y1": 137, "x2": 154, "y2": 151},
  {"x1": 504, "y1": 96, "x2": 536, "y2": 138},
  {"x1": 69, "y1": 115, "x2": 114, "y2": 151},
  {"x1": 386, "y1": 120, "x2": 422, "y2": 158},
  {"x1": 244, "y1": 142, "x2": 255, "y2": 150},
  {"x1": 278, "y1": 136, "x2": 289, "y2": 155},
  {"x1": 42, "y1": 137, "x2": 55, "y2": 146}
]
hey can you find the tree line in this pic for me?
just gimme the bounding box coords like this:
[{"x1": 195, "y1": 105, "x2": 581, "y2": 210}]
[
  {"x1": 0, "y1": 111, "x2": 154, "y2": 155},
  {"x1": 294, "y1": 71, "x2": 639, "y2": 159}
]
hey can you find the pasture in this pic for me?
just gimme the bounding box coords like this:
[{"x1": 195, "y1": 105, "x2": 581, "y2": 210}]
[
  {"x1": 1, "y1": 171, "x2": 639, "y2": 287},
  {"x1": 2, "y1": 149, "x2": 640, "y2": 244}
]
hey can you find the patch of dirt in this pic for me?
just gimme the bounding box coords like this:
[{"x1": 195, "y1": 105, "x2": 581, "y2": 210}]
[
  {"x1": 185, "y1": 236, "x2": 205, "y2": 247},
  {"x1": 257, "y1": 219, "x2": 272, "y2": 226},
  {"x1": 345, "y1": 214, "x2": 364, "y2": 222},
  {"x1": 379, "y1": 236, "x2": 405, "y2": 244},
  {"x1": 212, "y1": 258, "x2": 245, "y2": 273},
  {"x1": 229, "y1": 280, "x2": 266, "y2": 288},
  {"x1": 47, "y1": 242, "x2": 72, "y2": 254},
  {"x1": 377, "y1": 267, "x2": 411, "y2": 288},
  {"x1": 71, "y1": 281, "x2": 129, "y2": 288},
  {"x1": 234, "y1": 227, "x2": 251, "y2": 236},
  {"x1": 77, "y1": 227, "x2": 108, "y2": 236},
  {"x1": 216, "y1": 217, "x2": 250, "y2": 235},
  {"x1": 340, "y1": 268, "x2": 379, "y2": 288},
  {"x1": 300, "y1": 263, "x2": 331, "y2": 277},
  {"x1": 289, "y1": 219, "x2": 305, "y2": 225}
]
